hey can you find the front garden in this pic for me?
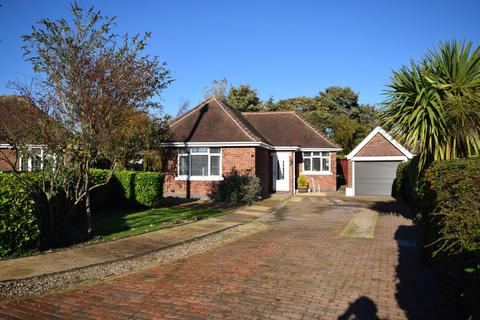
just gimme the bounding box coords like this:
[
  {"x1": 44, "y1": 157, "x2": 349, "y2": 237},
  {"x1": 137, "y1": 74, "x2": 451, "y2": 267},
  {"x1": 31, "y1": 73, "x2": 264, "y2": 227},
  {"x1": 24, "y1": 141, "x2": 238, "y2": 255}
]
[{"x1": 0, "y1": 169, "x2": 225, "y2": 258}]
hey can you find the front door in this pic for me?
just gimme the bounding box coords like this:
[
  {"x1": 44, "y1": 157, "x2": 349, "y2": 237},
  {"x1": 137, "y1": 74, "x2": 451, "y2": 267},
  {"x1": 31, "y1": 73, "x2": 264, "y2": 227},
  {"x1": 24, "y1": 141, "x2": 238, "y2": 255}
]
[{"x1": 272, "y1": 152, "x2": 290, "y2": 192}]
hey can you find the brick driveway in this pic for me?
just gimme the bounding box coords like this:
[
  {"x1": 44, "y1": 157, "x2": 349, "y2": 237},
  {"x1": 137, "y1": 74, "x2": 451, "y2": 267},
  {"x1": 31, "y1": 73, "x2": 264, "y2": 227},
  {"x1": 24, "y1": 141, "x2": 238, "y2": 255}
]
[{"x1": 0, "y1": 196, "x2": 441, "y2": 319}]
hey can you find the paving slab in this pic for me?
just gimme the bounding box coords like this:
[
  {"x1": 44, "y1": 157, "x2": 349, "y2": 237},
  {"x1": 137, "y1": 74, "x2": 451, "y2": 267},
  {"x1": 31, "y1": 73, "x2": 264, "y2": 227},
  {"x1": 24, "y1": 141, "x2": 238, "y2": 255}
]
[{"x1": 0, "y1": 194, "x2": 291, "y2": 281}]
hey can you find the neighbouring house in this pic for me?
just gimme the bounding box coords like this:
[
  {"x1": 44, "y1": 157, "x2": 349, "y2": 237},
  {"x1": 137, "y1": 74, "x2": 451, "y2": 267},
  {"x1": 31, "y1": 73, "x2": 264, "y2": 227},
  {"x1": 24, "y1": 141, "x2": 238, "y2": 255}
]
[
  {"x1": 161, "y1": 97, "x2": 342, "y2": 198},
  {"x1": 0, "y1": 95, "x2": 44, "y2": 172},
  {"x1": 345, "y1": 126, "x2": 413, "y2": 196}
]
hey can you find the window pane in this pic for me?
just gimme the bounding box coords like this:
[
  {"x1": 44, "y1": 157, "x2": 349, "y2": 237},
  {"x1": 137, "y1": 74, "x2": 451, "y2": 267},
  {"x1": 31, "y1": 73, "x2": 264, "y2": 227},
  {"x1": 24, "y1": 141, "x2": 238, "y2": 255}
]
[
  {"x1": 179, "y1": 148, "x2": 189, "y2": 154},
  {"x1": 304, "y1": 158, "x2": 311, "y2": 171},
  {"x1": 210, "y1": 155, "x2": 220, "y2": 175},
  {"x1": 191, "y1": 155, "x2": 208, "y2": 176},
  {"x1": 313, "y1": 158, "x2": 321, "y2": 171},
  {"x1": 179, "y1": 155, "x2": 189, "y2": 175},
  {"x1": 303, "y1": 152, "x2": 311, "y2": 157},
  {"x1": 210, "y1": 147, "x2": 221, "y2": 154},
  {"x1": 191, "y1": 147, "x2": 208, "y2": 153},
  {"x1": 322, "y1": 157, "x2": 330, "y2": 171},
  {"x1": 31, "y1": 149, "x2": 42, "y2": 171},
  {"x1": 21, "y1": 155, "x2": 29, "y2": 171},
  {"x1": 321, "y1": 152, "x2": 329, "y2": 157},
  {"x1": 313, "y1": 152, "x2": 320, "y2": 156}
]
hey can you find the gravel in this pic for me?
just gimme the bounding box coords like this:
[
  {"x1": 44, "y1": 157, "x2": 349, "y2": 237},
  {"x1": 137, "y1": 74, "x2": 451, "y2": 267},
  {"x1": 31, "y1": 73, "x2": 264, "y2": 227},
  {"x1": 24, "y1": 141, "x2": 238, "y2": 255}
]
[{"x1": 0, "y1": 222, "x2": 268, "y2": 300}]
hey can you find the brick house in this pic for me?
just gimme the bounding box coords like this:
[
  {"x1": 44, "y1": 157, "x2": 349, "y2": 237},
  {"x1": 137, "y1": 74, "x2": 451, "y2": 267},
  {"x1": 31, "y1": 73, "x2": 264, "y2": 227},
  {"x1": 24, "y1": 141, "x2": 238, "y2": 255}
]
[
  {"x1": 0, "y1": 95, "x2": 44, "y2": 172},
  {"x1": 161, "y1": 97, "x2": 341, "y2": 198},
  {"x1": 345, "y1": 126, "x2": 413, "y2": 196}
]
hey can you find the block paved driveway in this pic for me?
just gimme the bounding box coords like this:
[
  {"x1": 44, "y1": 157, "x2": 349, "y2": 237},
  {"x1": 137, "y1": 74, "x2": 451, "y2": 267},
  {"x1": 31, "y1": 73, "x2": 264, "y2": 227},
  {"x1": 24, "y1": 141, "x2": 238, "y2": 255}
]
[{"x1": 0, "y1": 196, "x2": 442, "y2": 320}]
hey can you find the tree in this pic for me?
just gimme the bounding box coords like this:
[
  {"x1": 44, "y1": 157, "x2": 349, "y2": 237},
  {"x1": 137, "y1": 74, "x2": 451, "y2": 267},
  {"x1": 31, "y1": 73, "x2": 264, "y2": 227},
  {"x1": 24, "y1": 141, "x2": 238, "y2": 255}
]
[
  {"x1": 226, "y1": 84, "x2": 263, "y2": 112},
  {"x1": 0, "y1": 3, "x2": 172, "y2": 243},
  {"x1": 269, "y1": 87, "x2": 380, "y2": 153},
  {"x1": 176, "y1": 98, "x2": 190, "y2": 117},
  {"x1": 382, "y1": 40, "x2": 480, "y2": 168},
  {"x1": 203, "y1": 78, "x2": 227, "y2": 99}
]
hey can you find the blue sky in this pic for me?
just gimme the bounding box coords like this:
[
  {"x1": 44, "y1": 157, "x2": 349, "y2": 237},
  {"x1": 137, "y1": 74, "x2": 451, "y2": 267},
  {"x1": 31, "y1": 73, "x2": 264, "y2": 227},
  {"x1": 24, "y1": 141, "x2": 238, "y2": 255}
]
[{"x1": 1, "y1": 0, "x2": 479, "y2": 117}]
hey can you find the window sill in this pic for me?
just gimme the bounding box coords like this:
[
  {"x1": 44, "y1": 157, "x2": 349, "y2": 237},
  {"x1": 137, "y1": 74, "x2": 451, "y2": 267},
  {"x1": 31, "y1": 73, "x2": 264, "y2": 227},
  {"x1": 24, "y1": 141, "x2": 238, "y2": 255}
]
[
  {"x1": 302, "y1": 171, "x2": 332, "y2": 176},
  {"x1": 175, "y1": 176, "x2": 224, "y2": 181}
]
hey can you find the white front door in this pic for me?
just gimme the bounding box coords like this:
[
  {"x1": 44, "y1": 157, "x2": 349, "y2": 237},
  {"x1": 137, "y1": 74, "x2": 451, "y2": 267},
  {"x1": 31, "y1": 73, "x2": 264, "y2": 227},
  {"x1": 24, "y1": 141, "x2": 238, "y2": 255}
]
[{"x1": 272, "y1": 152, "x2": 290, "y2": 192}]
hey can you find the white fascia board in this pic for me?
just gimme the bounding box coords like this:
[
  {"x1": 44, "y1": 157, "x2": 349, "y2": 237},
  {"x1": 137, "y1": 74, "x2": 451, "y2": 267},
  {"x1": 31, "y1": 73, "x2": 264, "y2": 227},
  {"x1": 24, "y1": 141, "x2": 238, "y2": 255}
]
[
  {"x1": 160, "y1": 141, "x2": 273, "y2": 149},
  {"x1": 0, "y1": 143, "x2": 45, "y2": 149},
  {"x1": 300, "y1": 147, "x2": 342, "y2": 152},
  {"x1": 346, "y1": 126, "x2": 413, "y2": 160},
  {"x1": 272, "y1": 146, "x2": 300, "y2": 151},
  {"x1": 351, "y1": 156, "x2": 408, "y2": 161}
]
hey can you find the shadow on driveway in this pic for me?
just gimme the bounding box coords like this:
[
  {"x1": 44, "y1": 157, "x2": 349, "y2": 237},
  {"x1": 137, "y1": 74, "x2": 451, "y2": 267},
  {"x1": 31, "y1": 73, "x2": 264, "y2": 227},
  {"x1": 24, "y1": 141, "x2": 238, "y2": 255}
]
[{"x1": 338, "y1": 197, "x2": 443, "y2": 319}]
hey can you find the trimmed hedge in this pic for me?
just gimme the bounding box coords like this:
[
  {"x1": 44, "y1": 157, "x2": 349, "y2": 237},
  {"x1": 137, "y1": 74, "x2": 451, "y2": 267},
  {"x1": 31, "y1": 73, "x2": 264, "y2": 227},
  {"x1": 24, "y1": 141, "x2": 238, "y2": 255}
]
[
  {"x1": 0, "y1": 174, "x2": 41, "y2": 257},
  {"x1": 395, "y1": 158, "x2": 480, "y2": 318},
  {"x1": 90, "y1": 169, "x2": 163, "y2": 208}
]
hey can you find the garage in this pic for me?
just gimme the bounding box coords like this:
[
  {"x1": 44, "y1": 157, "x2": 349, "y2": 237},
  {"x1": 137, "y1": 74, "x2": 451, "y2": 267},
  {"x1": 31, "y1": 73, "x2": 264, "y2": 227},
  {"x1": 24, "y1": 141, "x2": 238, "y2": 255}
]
[
  {"x1": 345, "y1": 127, "x2": 413, "y2": 196},
  {"x1": 354, "y1": 160, "x2": 402, "y2": 195}
]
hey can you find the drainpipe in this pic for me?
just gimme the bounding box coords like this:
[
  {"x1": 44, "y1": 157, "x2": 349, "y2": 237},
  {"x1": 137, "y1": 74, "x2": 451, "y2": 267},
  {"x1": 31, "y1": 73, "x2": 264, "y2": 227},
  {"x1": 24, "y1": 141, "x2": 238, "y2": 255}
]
[{"x1": 292, "y1": 151, "x2": 296, "y2": 194}]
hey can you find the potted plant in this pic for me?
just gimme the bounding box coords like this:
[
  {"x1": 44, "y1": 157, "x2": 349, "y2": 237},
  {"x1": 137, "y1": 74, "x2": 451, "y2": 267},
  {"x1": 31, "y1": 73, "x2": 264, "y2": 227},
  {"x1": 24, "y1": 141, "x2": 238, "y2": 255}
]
[{"x1": 297, "y1": 174, "x2": 309, "y2": 193}]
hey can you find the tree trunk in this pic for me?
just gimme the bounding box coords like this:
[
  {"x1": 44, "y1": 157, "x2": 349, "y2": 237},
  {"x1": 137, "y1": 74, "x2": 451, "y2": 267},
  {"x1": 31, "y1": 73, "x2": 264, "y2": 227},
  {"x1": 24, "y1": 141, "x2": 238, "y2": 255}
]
[{"x1": 85, "y1": 164, "x2": 93, "y2": 237}]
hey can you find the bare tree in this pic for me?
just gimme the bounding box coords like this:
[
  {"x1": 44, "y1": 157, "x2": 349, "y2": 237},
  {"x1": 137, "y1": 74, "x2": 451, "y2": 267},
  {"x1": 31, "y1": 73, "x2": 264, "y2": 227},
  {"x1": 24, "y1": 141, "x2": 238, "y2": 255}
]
[
  {"x1": 176, "y1": 98, "x2": 190, "y2": 117},
  {"x1": 0, "y1": 3, "x2": 172, "y2": 243},
  {"x1": 203, "y1": 78, "x2": 228, "y2": 100}
]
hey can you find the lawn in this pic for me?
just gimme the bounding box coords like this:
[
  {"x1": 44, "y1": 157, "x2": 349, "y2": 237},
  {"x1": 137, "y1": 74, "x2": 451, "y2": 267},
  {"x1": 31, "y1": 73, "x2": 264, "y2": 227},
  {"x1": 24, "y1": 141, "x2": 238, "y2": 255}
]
[{"x1": 92, "y1": 205, "x2": 223, "y2": 242}]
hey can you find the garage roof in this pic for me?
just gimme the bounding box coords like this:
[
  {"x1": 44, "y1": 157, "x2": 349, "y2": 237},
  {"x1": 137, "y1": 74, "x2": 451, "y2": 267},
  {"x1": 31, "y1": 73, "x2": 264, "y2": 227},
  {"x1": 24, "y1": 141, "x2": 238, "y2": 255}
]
[{"x1": 346, "y1": 126, "x2": 413, "y2": 160}]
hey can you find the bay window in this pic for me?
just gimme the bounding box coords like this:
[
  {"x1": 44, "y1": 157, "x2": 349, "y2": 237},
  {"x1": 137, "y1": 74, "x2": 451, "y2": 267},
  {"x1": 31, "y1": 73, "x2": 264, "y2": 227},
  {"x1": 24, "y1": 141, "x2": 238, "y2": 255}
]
[
  {"x1": 302, "y1": 151, "x2": 330, "y2": 173},
  {"x1": 178, "y1": 147, "x2": 222, "y2": 179}
]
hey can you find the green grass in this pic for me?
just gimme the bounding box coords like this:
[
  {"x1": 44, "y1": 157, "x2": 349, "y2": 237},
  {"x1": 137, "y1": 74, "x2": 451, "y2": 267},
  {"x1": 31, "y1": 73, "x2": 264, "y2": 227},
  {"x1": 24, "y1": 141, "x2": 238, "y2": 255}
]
[{"x1": 92, "y1": 206, "x2": 223, "y2": 242}]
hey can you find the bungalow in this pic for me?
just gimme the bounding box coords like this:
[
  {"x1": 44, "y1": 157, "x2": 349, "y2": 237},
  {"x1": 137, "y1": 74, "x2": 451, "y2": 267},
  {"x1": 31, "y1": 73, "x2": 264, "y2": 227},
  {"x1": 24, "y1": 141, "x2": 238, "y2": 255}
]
[
  {"x1": 0, "y1": 95, "x2": 44, "y2": 172},
  {"x1": 161, "y1": 97, "x2": 342, "y2": 198}
]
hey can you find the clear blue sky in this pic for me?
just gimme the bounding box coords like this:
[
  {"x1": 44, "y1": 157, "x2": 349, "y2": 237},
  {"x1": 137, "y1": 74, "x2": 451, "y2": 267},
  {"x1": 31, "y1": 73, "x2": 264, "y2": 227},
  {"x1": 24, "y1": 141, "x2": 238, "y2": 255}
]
[{"x1": 1, "y1": 0, "x2": 479, "y2": 117}]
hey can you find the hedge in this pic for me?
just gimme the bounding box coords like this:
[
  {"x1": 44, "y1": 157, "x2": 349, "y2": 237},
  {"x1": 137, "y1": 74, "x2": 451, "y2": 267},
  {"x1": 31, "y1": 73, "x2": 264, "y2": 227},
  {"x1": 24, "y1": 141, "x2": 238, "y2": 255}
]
[
  {"x1": 0, "y1": 169, "x2": 164, "y2": 257},
  {"x1": 0, "y1": 174, "x2": 41, "y2": 257},
  {"x1": 395, "y1": 158, "x2": 480, "y2": 319},
  {"x1": 90, "y1": 169, "x2": 164, "y2": 208}
]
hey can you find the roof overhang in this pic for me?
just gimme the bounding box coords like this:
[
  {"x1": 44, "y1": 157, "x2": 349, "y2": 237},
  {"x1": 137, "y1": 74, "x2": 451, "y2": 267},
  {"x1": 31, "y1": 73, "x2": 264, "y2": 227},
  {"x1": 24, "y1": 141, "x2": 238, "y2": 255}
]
[
  {"x1": 300, "y1": 147, "x2": 343, "y2": 152},
  {"x1": 161, "y1": 142, "x2": 343, "y2": 152},
  {"x1": 160, "y1": 141, "x2": 271, "y2": 148},
  {"x1": 346, "y1": 126, "x2": 414, "y2": 160}
]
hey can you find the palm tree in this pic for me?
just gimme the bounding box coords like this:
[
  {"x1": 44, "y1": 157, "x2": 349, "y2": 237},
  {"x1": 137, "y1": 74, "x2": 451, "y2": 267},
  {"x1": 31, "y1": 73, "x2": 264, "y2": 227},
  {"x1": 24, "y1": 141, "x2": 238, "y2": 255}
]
[{"x1": 382, "y1": 40, "x2": 480, "y2": 168}]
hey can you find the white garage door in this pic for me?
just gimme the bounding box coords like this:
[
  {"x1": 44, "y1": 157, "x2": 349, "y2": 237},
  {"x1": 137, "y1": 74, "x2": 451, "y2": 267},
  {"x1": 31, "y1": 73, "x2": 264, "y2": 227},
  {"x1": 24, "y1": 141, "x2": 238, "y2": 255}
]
[{"x1": 355, "y1": 161, "x2": 402, "y2": 196}]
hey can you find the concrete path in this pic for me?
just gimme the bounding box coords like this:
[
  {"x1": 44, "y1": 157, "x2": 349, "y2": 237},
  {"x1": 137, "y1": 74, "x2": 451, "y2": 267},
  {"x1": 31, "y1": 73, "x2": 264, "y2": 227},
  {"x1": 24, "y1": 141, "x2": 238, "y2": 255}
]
[
  {"x1": 0, "y1": 194, "x2": 290, "y2": 281},
  {"x1": 0, "y1": 195, "x2": 442, "y2": 319}
]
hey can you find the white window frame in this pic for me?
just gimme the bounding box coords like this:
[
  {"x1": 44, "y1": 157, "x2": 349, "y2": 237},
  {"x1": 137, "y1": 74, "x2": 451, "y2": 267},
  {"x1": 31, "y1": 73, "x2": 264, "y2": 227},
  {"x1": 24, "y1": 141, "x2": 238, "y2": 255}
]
[
  {"x1": 302, "y1": 151, "x2": 332, "y2": 175},
  {"x1": 176, "y1": 147, "x2": 223, "y2": 181},
  {"x1": 18, "y1": 147, "x2": 44, "y2": 172}
]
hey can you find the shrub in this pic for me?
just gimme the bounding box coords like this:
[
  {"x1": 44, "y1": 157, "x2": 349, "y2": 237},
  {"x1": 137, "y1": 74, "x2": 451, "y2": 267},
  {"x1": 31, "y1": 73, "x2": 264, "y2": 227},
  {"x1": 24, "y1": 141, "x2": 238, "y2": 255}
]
[
  {"x1": 214, "y1": 172, "x2": 261, "y2": 204},
  {"x1": 398, "y1": 158, "x2": 480, "y2": 319},
  {"x1": 90, "y1": 169, "x2": 163, "y2": 209},
  {"x1": 134, "y1": 171, "x2": 164, "y2": 207},
  {"x1": 0, "y1": 174, "x2": 41, "y2": 257},
  {"x1": 297, "y1": 174, "x2": 308, "y2": 189}
]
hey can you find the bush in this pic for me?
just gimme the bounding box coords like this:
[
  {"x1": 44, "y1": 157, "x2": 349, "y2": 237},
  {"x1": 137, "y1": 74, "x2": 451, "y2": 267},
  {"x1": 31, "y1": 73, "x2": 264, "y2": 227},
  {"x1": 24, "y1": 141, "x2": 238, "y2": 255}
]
[
  {"x1": 0, "y1": 174, "x2": 41, "y2": 257},
  {"x1": 134, "y1": 171, "x2": 163, "y2": 207},
  {"x1": 398, "y1": 158, "x2": 480, "y2": 318},
  {"x1": 214, "y1": 172, "x2": 261, "y2": 204},
  {"x1": 90, "y1": 169, "x2": 163, "y2": 209},
  {"x1": 297, "y1": 174, "x2": 308, "y2": 189}
]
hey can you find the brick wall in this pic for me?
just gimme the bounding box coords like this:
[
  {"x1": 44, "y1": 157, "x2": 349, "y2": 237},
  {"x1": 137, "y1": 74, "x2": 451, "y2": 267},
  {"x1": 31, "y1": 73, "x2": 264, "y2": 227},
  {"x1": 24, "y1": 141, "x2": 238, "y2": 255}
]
[
  {"x1": 255, "y1": 147, "x2": 271, "y2": 194},
  {"x1": 356, "y1": 133, "x2": 403, "y2": 156},
  {"x1": 163, "y1": 147, "x2": 260, "y2": 198},
  {"x1": 347, "y1": 159, "x2": 353, "y2": 188},
  {"x1": 297, "y1": 152, "x2": 337, "y2": 192},
  {"x1": 0, "y1": 148, "x2": 18, "y2": 172}
]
